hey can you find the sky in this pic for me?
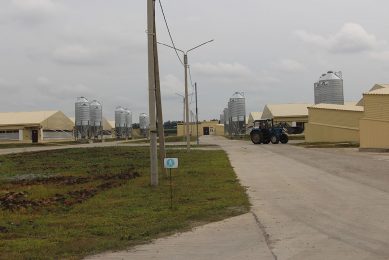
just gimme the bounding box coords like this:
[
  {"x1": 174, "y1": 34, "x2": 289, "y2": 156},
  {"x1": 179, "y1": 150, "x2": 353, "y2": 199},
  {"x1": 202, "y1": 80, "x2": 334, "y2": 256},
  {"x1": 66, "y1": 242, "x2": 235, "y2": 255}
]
[{"x1": 1, "y1": 0, "x2": 389, "y2": 122}]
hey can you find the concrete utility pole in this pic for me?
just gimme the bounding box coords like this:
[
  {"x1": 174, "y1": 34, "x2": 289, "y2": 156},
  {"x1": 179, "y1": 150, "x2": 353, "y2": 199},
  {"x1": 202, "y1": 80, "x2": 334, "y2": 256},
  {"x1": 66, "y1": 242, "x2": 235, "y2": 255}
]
[
  {"x1": 195, "y1": 82, "x2": 199, "y2": 145},
  {"x1": 184, "y1": 54, "x2": 190, "y2": 151},
  {"x1": 153, "y1": 17, "x2": 166, "y2": 177},
  {"x1": 147, "y1": 0, "x2": 158, "y2": 186},
  {"x1": 157, "y1": 39, "x2": 214, "y2": 152}
]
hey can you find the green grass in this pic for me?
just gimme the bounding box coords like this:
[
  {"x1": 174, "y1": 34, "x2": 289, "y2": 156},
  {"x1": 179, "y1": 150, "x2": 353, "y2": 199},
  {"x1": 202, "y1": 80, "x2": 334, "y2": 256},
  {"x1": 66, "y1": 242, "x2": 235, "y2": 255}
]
[
  {"x1": 128, "y1": 136, "x2": 197, "y2": 144},
  {"x1": 0, "y1": 147, "x2": 249, "y2": 259}
]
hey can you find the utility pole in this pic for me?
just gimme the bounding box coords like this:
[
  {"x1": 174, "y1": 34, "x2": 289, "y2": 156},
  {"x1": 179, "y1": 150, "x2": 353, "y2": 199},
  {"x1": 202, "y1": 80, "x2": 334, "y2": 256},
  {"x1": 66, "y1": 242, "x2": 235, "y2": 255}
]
[
  {"x1": 157, "y1": 39, "x2": 214, "y2": 152},
  {"x1": 195, "y1": 82, "x2": 199, "y2": 145},
  {"x1": 184, "y1": 54, "x2": 190, "y2": 152},
  {"x1": 153, "y1": 17, "x2": 166, "y2": 177},
  {"x1": 147, "y1": 0, "x2": 158, "y2": 186}
]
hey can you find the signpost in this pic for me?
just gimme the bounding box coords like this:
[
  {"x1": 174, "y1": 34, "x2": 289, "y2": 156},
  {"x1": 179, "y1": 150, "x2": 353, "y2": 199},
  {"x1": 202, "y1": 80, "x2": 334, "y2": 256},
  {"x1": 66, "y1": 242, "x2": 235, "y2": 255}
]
[{"x1": 164, "y1": 158, "x2": 178, "y2": 209}]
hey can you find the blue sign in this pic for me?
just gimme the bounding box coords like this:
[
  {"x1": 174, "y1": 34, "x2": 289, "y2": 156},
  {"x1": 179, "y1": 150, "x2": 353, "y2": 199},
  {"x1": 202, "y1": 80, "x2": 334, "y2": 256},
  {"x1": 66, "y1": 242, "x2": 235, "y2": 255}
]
[{"x1": 164, "y1": 158, "x2": 178, "y2": 169}]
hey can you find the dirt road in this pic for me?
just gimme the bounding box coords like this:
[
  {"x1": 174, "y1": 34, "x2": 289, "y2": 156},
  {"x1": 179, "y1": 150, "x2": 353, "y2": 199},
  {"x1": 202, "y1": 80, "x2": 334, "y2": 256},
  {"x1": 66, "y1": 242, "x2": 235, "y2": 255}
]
[{"x1": 202, "y1": 136, "x2": 389, "y2": 260}]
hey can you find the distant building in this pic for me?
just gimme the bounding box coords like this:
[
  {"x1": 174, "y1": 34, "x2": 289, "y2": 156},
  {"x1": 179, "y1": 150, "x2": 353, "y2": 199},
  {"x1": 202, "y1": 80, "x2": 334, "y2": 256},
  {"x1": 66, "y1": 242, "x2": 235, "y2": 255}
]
[
  {"x1": 261, "y1": 103, "x2": 311, "y2": 129},
  {"x1": 177, "y1": 120, "x2": 224, "y2": 137},
  {"x1": 314, "y1": 71, "x2": 344, "y2": 105},
  {"x1": 0, "y1": 111, "x2": 74, "y2": 143}
]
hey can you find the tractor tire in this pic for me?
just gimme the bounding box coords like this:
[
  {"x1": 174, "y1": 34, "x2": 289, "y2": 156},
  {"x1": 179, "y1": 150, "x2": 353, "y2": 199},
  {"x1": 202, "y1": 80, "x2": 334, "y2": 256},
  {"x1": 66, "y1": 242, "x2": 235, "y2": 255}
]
[
  {"x1": 270, "y1": 135, "x2": 279, "y2": 144},
  {"x1": 263, "y1": 137, "x2": 271, "y2": 144},
  {"x1": 280, "y1": 133, "x2": 289, "y2": 144},
  {"x1": 250, "y1": 131, "x2": 262, "y2": 144}
]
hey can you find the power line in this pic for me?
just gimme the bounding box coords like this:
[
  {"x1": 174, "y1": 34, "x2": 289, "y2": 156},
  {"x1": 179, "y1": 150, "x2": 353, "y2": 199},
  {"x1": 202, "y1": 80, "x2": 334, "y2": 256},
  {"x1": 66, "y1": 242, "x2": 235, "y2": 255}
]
[{"x1": 157, "y1": 0, "x2": 184, "y2": 66}]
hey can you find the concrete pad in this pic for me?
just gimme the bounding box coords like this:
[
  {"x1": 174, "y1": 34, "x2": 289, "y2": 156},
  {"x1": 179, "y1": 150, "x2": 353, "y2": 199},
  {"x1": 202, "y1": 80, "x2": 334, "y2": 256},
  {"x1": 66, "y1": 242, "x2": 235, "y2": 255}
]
[{"x1": 85, "y1": 213, "x2": 274, "y2": 260}]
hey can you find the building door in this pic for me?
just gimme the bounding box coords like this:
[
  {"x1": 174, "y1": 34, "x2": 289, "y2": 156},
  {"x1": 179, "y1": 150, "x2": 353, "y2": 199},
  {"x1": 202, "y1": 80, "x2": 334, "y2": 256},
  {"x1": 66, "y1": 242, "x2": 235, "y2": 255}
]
[
  {"x1": 203, "y1": 127, "x2": 210, "y2": 135},
  {"x1": 31, "y1": 130, "x2": 39, "y2": 143}
]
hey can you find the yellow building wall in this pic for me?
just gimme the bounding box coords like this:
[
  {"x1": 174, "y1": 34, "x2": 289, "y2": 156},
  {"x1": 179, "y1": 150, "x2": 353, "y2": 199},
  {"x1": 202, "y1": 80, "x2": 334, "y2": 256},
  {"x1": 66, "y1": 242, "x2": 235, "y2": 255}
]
[
  {"x1": 360, "y1": 119, "x2": 389, "y2": 148},
  {"x1": 305, "y1": 124, "x2": 359, "y2": 143},
  {"x1": 360, "y1": 94, "x2": 389, "y2": 149},
  {"x1": 305, "y1": 109, "x2": 363, "y2": 143},
  {"x1": 177, "y1": 121, "x2": 223, "y2": 137}
]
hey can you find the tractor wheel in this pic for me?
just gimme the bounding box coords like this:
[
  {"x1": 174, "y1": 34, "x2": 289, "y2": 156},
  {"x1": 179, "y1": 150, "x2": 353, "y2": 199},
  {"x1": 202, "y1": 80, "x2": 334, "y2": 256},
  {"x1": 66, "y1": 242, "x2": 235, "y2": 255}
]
[
  {"x1": 280, "y1": 133, "x2": 289, "y2": 144},
  {"x1": 270, "y1": 135, "x2": 279, "y2": 144},
  {"x1": 250, "y1": 131, "x2": 262, "y2": 144}
]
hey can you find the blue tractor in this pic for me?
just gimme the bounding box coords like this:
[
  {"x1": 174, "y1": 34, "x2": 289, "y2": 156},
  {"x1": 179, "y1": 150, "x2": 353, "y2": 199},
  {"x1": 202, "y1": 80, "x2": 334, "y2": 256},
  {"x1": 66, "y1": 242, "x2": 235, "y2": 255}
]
[{"x1": 250, "y1": 119, "x2": 289, "y2": 144}]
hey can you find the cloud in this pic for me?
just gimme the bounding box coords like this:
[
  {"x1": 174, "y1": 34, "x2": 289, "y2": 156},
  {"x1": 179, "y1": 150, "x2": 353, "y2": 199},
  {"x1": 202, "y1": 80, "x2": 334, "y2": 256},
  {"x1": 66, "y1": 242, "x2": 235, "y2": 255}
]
[
  {"x1": 370, "y1": 51, "x2": 389, "y2": 61},
  {"x1": 51, "y1": 45, "x2": 108, "y2": 66},
  {"x1": 0, "y1": 77, "x2": 20, "y2": 93},
  {"x1": 10, "y1": 0, "x2": 63, "y2": 24},
  {"x1": 295, "y1": 23, "x2": 384, "y2": 54},
  {"x1": 271, "y1": 59, "x2": 305, "y2": 72},
  {"x1": 191, "y1": 62, "x2": 253, "y2": 78},
  {"x1": 34, "y1": 77, "x2": 94, "y2": 99},
  {"x1": 191, "y1": 62, "x2": 280, "y2": 87},
  {"x1": 160, "y1": 74, "x2": 184, "y2": 98}
]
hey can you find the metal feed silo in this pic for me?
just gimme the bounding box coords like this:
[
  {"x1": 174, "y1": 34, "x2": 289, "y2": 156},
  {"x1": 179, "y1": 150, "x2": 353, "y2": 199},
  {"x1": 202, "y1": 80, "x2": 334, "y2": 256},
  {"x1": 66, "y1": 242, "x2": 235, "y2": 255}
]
[
  {"x1": 115, "y1": 106, "x2": 126, "y2": 139},
  {"x1": 229, "y1": 92, "x2": 246, "y2": 136},
  {"x1": 90, "y1": 100, "x2": 103, "y2": 138},
  {"x1": 124, "y1": 108, "x2": 132, "y2": 139},
  {"x1": 75, "y1": 97, "x2": 90, "y2": 139},
  {"x1": 314, "y1": 71, "x2": 344, "y2": 105},
  {"x1": 223, "y1": 107, "x2": 230, "y2": 136},
  {"x1": 139, "y1": 113, "x2": 150, "y2": 137}
]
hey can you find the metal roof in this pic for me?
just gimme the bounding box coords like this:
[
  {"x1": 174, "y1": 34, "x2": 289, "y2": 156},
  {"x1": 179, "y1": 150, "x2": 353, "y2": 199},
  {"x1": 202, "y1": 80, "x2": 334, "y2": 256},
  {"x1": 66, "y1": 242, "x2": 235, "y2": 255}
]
[
  {"x1": 249, "y1": 112, "x2": 263, "y2": 121},
  {"x1": 364, "y1": 87, "x2": 389, "y2": 95},
  {"x1": 357, "y1": 84, "x2": 389, "y2": 105},
  {"x1": 0, "y1": 111, "x2": 59, "y2": 126},
  {"x1": 309, "y1": 103, "x2": 364, "y2": 112},
  {"x1": 262, "y1": 103, "x2": 312, "y2": 118}
]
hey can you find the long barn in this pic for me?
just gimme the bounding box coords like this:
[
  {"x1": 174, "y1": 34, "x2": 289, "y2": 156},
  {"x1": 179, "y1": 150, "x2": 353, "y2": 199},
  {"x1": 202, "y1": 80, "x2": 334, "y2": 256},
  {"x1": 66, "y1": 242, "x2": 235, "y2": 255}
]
[{"x1": 0, "y1": 111, "x2": 74, "y2": 143}]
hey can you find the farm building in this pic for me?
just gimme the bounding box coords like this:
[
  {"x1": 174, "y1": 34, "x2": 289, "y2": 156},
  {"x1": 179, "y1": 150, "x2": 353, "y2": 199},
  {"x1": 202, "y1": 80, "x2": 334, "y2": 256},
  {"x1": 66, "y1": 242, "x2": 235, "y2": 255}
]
[
  {"x1": 305, "y1": 104, "x2": 364, "y2": 143},
  {"x1": 356, "y1": 84, "x2": 389, "y2": 106},
  {"x1": 261, "y1": 103, "x2": 311, "y2": 128},
  {"x1": 360, "y1": 88, "x2": 389, "y2": 150},
  {"x1": 177, "y1": 120, "x2": 224, "y2": 137},
  {"x1": 0, "y1": 111, "x2": 74, "y2": 142},
  {"x1": 247, "y1": 112, "x2": 262, "y2": 127}
]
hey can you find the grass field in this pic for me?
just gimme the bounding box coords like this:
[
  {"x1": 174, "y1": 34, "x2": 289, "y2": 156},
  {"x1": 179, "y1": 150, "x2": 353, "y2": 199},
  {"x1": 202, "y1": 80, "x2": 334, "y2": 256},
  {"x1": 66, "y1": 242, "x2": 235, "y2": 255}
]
[
  {"x1": 128, "y1": 136, "x2": 197, "y2": 144},
  {"x1": 0, "y1": 146, "x2": 249, "y2": 259}
]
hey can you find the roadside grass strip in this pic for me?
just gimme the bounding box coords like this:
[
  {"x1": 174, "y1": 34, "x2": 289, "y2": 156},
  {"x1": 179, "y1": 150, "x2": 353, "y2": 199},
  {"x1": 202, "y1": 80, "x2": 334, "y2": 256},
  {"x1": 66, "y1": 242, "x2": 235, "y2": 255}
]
[{"x1": 0, "y1": 146, "x2": 249, "y2": 259}]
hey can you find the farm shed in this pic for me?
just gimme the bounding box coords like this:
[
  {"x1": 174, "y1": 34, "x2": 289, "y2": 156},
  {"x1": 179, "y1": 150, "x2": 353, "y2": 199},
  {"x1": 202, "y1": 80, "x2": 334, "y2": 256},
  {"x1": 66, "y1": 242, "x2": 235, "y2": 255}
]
[
  {"x1": 0, "y1": 111, "x2": 74, "y2": 142},
  {"x1": 261, "y1": 103, "x2": 311, "y2": 128},
  {"x1": 360, "y1": 88, "x2": 389, "y2": 150},
  {"x1": 305, "y1": 104, "x2": 363, "y2": 143}
]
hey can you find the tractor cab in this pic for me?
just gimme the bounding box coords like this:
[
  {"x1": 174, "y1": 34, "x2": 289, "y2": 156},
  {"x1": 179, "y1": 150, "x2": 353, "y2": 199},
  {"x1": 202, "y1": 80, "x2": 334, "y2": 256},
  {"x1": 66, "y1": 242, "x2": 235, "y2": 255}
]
[{"x1": 250, "y1": 119, "x2": 288, "y2": 144}]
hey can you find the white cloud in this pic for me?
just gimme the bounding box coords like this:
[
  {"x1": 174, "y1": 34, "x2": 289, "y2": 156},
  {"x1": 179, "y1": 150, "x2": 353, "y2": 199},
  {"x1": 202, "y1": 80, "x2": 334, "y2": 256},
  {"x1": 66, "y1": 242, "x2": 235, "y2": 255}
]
[
  {"x1": 161, "y1": 74, "x2": 184, "y2": 98},
  {"x1": 295, "y1": 23, "x2": 384, "y2": 54},
  {"x1": 192, "y1": 62, "x2": 253, "y2": 78},
  {"x1": 34, "y1": 77, "x2": 94, "y2": 99},
  {"x1": 10, "y1": 0, "x2": 63, "y2": 24},
  {"x1": 51, "y1": 45, "x2": 108, "y2": 66},
  {"x1": 272, "y1": 59, "x2": 305, "y2": 72},
  {"x1": 370, "y1": 51, "x2": 389, "y2": 61}
]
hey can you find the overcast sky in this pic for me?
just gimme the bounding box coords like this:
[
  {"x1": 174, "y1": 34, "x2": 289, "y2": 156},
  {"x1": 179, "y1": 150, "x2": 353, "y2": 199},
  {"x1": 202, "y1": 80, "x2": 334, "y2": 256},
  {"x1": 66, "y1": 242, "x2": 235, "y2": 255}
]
[{"x1": 1, "y1": 0, "x2": 389, "y2": 121}]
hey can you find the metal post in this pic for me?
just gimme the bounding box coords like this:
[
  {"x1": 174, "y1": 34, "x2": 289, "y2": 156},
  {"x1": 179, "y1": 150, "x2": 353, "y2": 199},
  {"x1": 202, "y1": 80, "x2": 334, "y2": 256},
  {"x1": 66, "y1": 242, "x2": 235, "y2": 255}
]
[
  {"x1": 169, "y1": 168, "x2": 173, "y2": 209},
  {"x1": 147, "y1": 0, "x2": 158, "y2": 186},
  {"x1": 195, "y1": 82, "x2": 199, "y2": 145},
  {"x1": 184, "y1": 54, "x2": 190, "y2": 152}
]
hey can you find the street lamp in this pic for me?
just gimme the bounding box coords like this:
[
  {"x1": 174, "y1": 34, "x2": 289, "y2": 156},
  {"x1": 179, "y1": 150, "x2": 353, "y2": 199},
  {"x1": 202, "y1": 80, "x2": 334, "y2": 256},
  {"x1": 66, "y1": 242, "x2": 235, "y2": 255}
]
[{"x1": 158, "y1": 39, "x2": 214, "y2": 152}]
